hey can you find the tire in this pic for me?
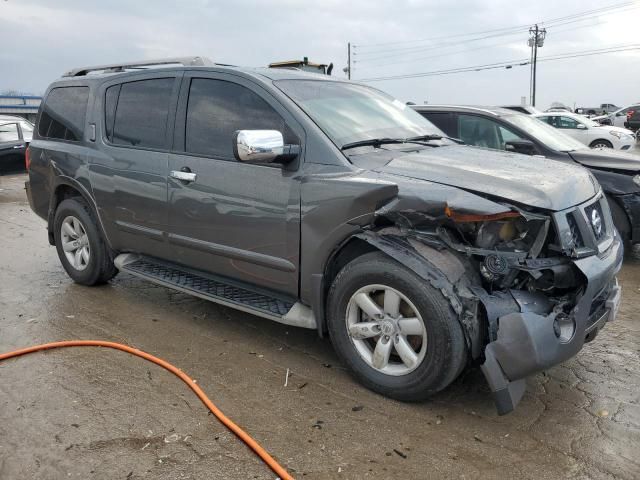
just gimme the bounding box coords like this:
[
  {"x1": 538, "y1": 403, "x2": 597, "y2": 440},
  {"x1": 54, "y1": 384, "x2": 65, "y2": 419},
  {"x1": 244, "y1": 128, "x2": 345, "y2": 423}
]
[
  {"x1": 53, "y1": 197, "x2": 118, "y2": 285},
  {"x1": 590, "y1": 139, "x2": 613, "y2": 149},
  {"x1": 606, "y1": 195, "x2": 631, "y2": 244},
  {"x1": 327, "y1": 251, "x2": 467, "y2": 401}
]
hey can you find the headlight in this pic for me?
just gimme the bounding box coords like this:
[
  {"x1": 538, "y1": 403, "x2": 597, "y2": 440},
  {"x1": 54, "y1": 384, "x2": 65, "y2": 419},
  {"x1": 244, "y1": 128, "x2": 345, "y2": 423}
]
[
  {"x1": 609, "y1": 131, "x2": 623, "y2": 139},
  {"x1": 633, "y1": 174, "x2": 640, "y2": 187}
]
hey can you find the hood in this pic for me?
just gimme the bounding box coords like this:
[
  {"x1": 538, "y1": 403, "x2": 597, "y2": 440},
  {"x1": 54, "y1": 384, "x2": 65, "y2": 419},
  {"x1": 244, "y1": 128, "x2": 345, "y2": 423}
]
[
  {"x1": 355, "y1": 145, "x2": 598, "y2": 211},
  {"x1": 569, "y1": 148, "x2": 640, "y2": 172}
]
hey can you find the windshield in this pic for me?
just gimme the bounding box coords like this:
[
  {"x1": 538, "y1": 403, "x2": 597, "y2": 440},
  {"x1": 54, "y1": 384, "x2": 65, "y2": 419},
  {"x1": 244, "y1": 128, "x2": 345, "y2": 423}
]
[
  {"x1": 505, "y1": 114, "x2": 586, "y2": 152},
  {"x1": 275, "y1": 80, "x2": 444, "y2": 149}
]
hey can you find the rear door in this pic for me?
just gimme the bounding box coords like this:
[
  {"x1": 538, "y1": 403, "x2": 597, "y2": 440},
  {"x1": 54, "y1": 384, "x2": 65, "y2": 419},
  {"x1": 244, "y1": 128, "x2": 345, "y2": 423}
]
[
  {"x1": 0, "y1": 122, "x2": 25, "y2": 172},
  {"x1": 166, "y1": 72, "x2": 303, "y2": 296},
  {"x1": 91, "y1": 74, "x2": 180, "y2": 258}
]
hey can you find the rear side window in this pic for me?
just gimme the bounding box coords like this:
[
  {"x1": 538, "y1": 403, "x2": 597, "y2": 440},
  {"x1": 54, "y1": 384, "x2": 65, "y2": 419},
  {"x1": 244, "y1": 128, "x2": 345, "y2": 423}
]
[
  {"x1": 0, "y1": 123, "x2": 20, "y2": 142},
  {"x1": 38, "y1": 86, "x2": 89, "y2": 141},
  {"x1": 185, "y1": 78, "x2": 295, "y2": 159},
  {"x1": 111, "y1": 78, "x2": 174, "y2": 149},
  {"x1": 104, "y1": 84, "x2": 121, "y2": 142}
]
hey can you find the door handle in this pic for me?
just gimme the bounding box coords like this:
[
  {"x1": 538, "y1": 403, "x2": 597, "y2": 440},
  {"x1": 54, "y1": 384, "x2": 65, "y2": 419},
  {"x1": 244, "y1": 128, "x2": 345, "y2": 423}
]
[
  {"x1": 170, "y1": 168, "x2": 197, "y2": 183},
  {"x1": 13, "y1": 145, "x2": 25, "y2": 149}
]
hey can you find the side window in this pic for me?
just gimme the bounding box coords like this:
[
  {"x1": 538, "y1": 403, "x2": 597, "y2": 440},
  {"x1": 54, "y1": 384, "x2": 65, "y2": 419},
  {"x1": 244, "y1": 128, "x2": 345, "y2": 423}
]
[
  {"x1": 104, "y1": 84, "x2": 121, "y2": 142},
  {"x1": 422, "y1": 112, "x2": 455, "y2": 137},
  {"x1": 497, "y1": 125, "x2": 523, "y2": 149},
  {"x1": 111, "y1": 78, "x2": 174, "y2": 149},
  {"x1": 457, "y1": 115, "x2": 502, "y2": 150},
  {"x1": 557, "y1": 116, "x2": 579, "y2": 129},
  {"x1": 185, "y1": 78, "x2": 295, "y2": 159},
  {"x1": 38, "y1": 86, "x2": 89, "y2": 141},
  {"x1": 0, "y1": 123, "x2": 20, "y2": 142},
  {"x1": 537, "y1": 115, "x2": 552, "y2": 125}
]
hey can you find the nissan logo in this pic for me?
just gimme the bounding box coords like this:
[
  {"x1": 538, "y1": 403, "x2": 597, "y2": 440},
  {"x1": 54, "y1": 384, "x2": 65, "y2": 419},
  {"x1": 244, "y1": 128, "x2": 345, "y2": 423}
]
[{"x1": 591, "y1": 208, "x2": 603, "y2": 236}]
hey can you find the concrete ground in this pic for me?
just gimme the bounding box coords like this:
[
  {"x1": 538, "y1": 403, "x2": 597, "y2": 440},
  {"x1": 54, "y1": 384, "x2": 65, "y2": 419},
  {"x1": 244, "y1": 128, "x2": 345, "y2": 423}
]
[{"x1": 0, "y1": 171, "x2": 639, "y2": 480}]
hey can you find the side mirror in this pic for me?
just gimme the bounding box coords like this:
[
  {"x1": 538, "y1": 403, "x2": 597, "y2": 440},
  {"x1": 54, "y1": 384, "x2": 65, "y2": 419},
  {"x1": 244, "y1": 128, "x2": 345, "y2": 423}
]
[
  {"x1": 233, "y1": 130, "x2": 288, "y2": 164},
  {"x1": 576, "y1": 124, "x2": 587, "y2": 130},
  {"x1": 505, "y1": 139, "x2": 537, "y2": 155}
]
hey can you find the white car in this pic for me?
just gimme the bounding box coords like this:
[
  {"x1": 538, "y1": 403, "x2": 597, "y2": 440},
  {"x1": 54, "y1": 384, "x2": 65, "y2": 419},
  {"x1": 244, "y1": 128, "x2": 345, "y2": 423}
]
[
  {"x1": 592, "y1": 104, "x2": 640, "y2": 129},
  {"x1": 534, "y1": 112, "x2": 635, "y2": 150}
]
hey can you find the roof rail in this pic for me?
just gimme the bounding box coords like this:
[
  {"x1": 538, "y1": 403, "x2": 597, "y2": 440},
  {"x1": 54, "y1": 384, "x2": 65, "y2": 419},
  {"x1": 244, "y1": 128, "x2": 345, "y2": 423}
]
[{"x1": 62, "y1": 56, "x2": 214, "y2": 77}]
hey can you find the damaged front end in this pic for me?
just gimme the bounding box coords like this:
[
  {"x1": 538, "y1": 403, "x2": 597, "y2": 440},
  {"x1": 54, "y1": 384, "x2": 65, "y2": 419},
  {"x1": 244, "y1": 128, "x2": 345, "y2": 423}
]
[{"x1": 359, "y1": 189, "x2": 623, "y2": 415}]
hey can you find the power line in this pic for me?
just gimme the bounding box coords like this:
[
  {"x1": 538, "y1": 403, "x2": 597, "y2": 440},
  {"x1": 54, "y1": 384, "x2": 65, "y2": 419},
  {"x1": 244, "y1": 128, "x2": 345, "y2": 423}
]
[
  {"x1": 354, "y1": 20, "x2": 603, "y2": 71},
  {"x1": 353, "y1": 3, "x2": 638, "y2": 62},
  {"x1": 356, "y1": 45, "x2": 640, "y2": 82},
  {"x1": 354, "y1": 1, "x2": 635, "y2": 50}
]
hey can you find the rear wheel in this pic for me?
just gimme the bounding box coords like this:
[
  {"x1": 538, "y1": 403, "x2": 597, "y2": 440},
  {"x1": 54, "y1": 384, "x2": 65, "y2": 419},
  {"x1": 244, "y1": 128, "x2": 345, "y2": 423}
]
[
  {"x1": 590, "y1": 139, "x2": 613, "y2": 149},
  {"x1": 327, "y1": 252, "x2": 467, "y2": 401},
  {"x1": 53, "y1": 198, "x2": 118, "y2": 285}
]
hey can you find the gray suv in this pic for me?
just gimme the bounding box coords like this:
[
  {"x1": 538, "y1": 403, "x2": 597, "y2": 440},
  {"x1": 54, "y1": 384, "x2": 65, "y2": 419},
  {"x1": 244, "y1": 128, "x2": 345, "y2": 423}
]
[{"x1": 26, "y1": 57, "x2": 622, "y2": 414}]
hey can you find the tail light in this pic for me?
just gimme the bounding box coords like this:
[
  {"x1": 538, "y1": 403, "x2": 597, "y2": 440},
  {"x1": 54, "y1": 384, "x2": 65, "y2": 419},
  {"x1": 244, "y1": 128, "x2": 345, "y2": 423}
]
[{"x1": 25, "y1": 146, "x2": 31, "y2": 171}]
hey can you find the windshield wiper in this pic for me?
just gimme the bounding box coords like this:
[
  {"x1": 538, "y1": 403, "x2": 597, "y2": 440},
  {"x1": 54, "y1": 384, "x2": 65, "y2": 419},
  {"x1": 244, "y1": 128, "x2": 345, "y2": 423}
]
[
  {"x1": 406, "y1": 134, "x2": 464, "y2": 145},
  {"x1": 341, "y1": 134, "x2": 455, "y2": 151},
  {"x1": 340, "y1": 138, "x2": 405, "y2": 150}
]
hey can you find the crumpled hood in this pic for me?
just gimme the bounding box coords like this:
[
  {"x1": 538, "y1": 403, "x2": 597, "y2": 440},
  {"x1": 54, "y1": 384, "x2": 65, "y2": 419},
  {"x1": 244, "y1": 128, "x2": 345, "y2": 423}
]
[
  {"x1": 569, "y1": 147, "x2": 640, "y2": 172},
  {"x1": 365, "y1": 145, "x2": 598, "y2": 211}
]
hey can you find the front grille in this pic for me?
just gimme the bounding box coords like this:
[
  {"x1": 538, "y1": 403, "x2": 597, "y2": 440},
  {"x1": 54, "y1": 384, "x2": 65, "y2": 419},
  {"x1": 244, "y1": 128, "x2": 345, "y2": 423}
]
[{"x1": 584, "y1": 200, "x2": 606, "y2": 241}]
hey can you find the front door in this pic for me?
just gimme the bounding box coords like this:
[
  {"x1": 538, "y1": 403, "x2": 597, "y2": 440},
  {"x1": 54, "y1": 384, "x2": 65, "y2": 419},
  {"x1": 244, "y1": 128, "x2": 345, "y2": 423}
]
[{"x1": 167, "y1": 73, "x2": 303, "y2": 297}]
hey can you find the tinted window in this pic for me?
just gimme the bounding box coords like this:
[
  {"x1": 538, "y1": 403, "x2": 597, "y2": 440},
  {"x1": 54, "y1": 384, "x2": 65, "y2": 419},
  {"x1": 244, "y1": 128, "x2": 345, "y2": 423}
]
[
  {"x1": 112, "y1": 78, "x2": 174, "y2": 149},
  {"x1": 0, "y1": 123, "x2": 20, "y2": 142},
  {"x1": 38, "y1": 86, "x2": 89, "y2": 141},
  {"x1": 421, "y1": 112, "x2": 455, "y2": 137},
  {"x1": 458, "y1": 115, "x2": 503, "y2": 150},
  {"x1": 185, "y1": 78, "x2": 295, "y2": 158},
  {"x1": 104, "y1": 84, "x2": 120, "y2": 142}
]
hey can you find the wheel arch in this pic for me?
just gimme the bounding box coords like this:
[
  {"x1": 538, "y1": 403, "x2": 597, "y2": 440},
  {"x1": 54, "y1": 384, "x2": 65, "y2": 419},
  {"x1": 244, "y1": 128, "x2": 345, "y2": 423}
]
[
  {"x1": 589, "y1": 138, "x2": 613, "y2": 148},
  {"x1": 314, "y1": 230, "x2": 484, "y2": 358},
  {"x1": 48, "y1": 178, "x2": 112, "y2": 249}
]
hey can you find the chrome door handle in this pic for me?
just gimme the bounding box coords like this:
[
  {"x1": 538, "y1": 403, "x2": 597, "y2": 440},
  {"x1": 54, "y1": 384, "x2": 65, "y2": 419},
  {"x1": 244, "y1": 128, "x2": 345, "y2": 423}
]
[{"x1": 170, "y1": 170, "x2": 197, "y2": 183}]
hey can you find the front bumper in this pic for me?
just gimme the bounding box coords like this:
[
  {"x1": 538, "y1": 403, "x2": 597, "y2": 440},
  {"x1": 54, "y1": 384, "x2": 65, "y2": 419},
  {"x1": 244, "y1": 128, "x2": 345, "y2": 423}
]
[{"x1": 481, "y1": 234, "x2": 623, "y2": 415}]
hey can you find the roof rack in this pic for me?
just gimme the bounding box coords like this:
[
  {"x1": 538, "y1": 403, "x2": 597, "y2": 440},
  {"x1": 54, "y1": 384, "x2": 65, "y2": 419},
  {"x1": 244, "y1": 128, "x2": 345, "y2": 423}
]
[{"x1": 63, "y1": 56, "x2": 215, "y2": 77}]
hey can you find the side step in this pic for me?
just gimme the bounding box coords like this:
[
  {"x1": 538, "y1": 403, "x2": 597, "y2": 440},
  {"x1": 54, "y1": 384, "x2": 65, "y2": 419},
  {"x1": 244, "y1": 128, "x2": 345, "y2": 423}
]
[{"x1": 114, "y1": 254, "x2": 316, "y2": 329}]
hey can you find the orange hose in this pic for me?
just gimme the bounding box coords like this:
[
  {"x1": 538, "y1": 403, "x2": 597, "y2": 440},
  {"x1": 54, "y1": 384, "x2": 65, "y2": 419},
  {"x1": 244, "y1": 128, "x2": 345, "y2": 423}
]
[{"x1": 0, "y1": 340, "x2": 294, "y2": 480}]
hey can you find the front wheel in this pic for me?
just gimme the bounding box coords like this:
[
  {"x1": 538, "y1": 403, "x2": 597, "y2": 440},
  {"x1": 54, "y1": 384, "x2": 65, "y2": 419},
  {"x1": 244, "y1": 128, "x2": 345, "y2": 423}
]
[
  {"x1": 590, "y1": 139, "x2": 613, "y2": 149},
  {"x1": 327, "y1": 252, "x2": 467, "y2": 401}
]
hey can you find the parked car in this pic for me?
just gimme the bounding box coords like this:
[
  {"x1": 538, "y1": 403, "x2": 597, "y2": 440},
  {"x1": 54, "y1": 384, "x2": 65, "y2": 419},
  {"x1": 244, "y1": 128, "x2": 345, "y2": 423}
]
[
  {"x1": 592, "y1": 104, "x2": 640, "y2": 128},
  {"x1": 413, "y1": 105, "x2": 640, "y2": 244},
  {"x1": 534, "y1": 111, "x2": 635, "y2": 150},
  {"x1": 575, "y1": 103, "x2": 619, "y2": 116},
  {"x1": 0, "y1": 115, "x2": 33, "y2": 173},
  {"x1": 26, "y1": 57, "x2": 622, "y2": 415},
  {"x1": 625, "y1": 108, "x2": 640, "y2": 132}
]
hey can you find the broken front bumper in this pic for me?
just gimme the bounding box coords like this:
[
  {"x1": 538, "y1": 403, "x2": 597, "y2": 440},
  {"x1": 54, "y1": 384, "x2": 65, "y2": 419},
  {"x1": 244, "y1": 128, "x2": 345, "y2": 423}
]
[{"x1": 480, "y1": 235, "x2": 623, "y2": 415}]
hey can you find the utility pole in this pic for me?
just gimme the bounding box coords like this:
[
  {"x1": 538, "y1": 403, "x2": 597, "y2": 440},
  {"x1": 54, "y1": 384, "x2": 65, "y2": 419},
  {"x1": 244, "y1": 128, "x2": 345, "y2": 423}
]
[
  {"x1": 528, "y1": 25, "x2": 546, "y2": 107},
  {"x1": 347, "y1": 42, "x2": 351, "y2": 80}
]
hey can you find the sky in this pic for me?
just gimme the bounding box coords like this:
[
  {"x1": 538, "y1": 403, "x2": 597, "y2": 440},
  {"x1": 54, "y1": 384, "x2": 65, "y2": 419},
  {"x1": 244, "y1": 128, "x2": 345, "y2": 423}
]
[{"x1": 1, "y1": 0, "x2": 639, "y2": 110}]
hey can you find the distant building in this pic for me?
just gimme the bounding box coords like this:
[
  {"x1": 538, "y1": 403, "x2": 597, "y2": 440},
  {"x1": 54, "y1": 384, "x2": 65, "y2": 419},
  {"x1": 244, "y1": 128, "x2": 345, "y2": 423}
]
[{"x1": 0, "y1": 95, "x2": 42, "y2": 122}]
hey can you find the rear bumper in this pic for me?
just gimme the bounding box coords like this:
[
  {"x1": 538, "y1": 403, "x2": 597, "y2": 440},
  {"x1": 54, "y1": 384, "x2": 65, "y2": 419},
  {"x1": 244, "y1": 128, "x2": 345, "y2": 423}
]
[{"x1": 481, "y1": 235, "x2": 623, "y2": 415}]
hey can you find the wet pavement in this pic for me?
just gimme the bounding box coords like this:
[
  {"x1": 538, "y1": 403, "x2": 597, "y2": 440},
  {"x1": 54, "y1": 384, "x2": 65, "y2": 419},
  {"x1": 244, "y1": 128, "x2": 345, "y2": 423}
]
[{"x1": 1, "y1": 172, "x2": 639, "y2": 480}]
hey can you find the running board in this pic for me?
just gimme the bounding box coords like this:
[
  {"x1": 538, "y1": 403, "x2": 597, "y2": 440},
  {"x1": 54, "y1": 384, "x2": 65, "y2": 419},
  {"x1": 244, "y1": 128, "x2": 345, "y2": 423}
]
[{"x1": 114, "y1": 254, "x2": 316, "y2": 329}]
